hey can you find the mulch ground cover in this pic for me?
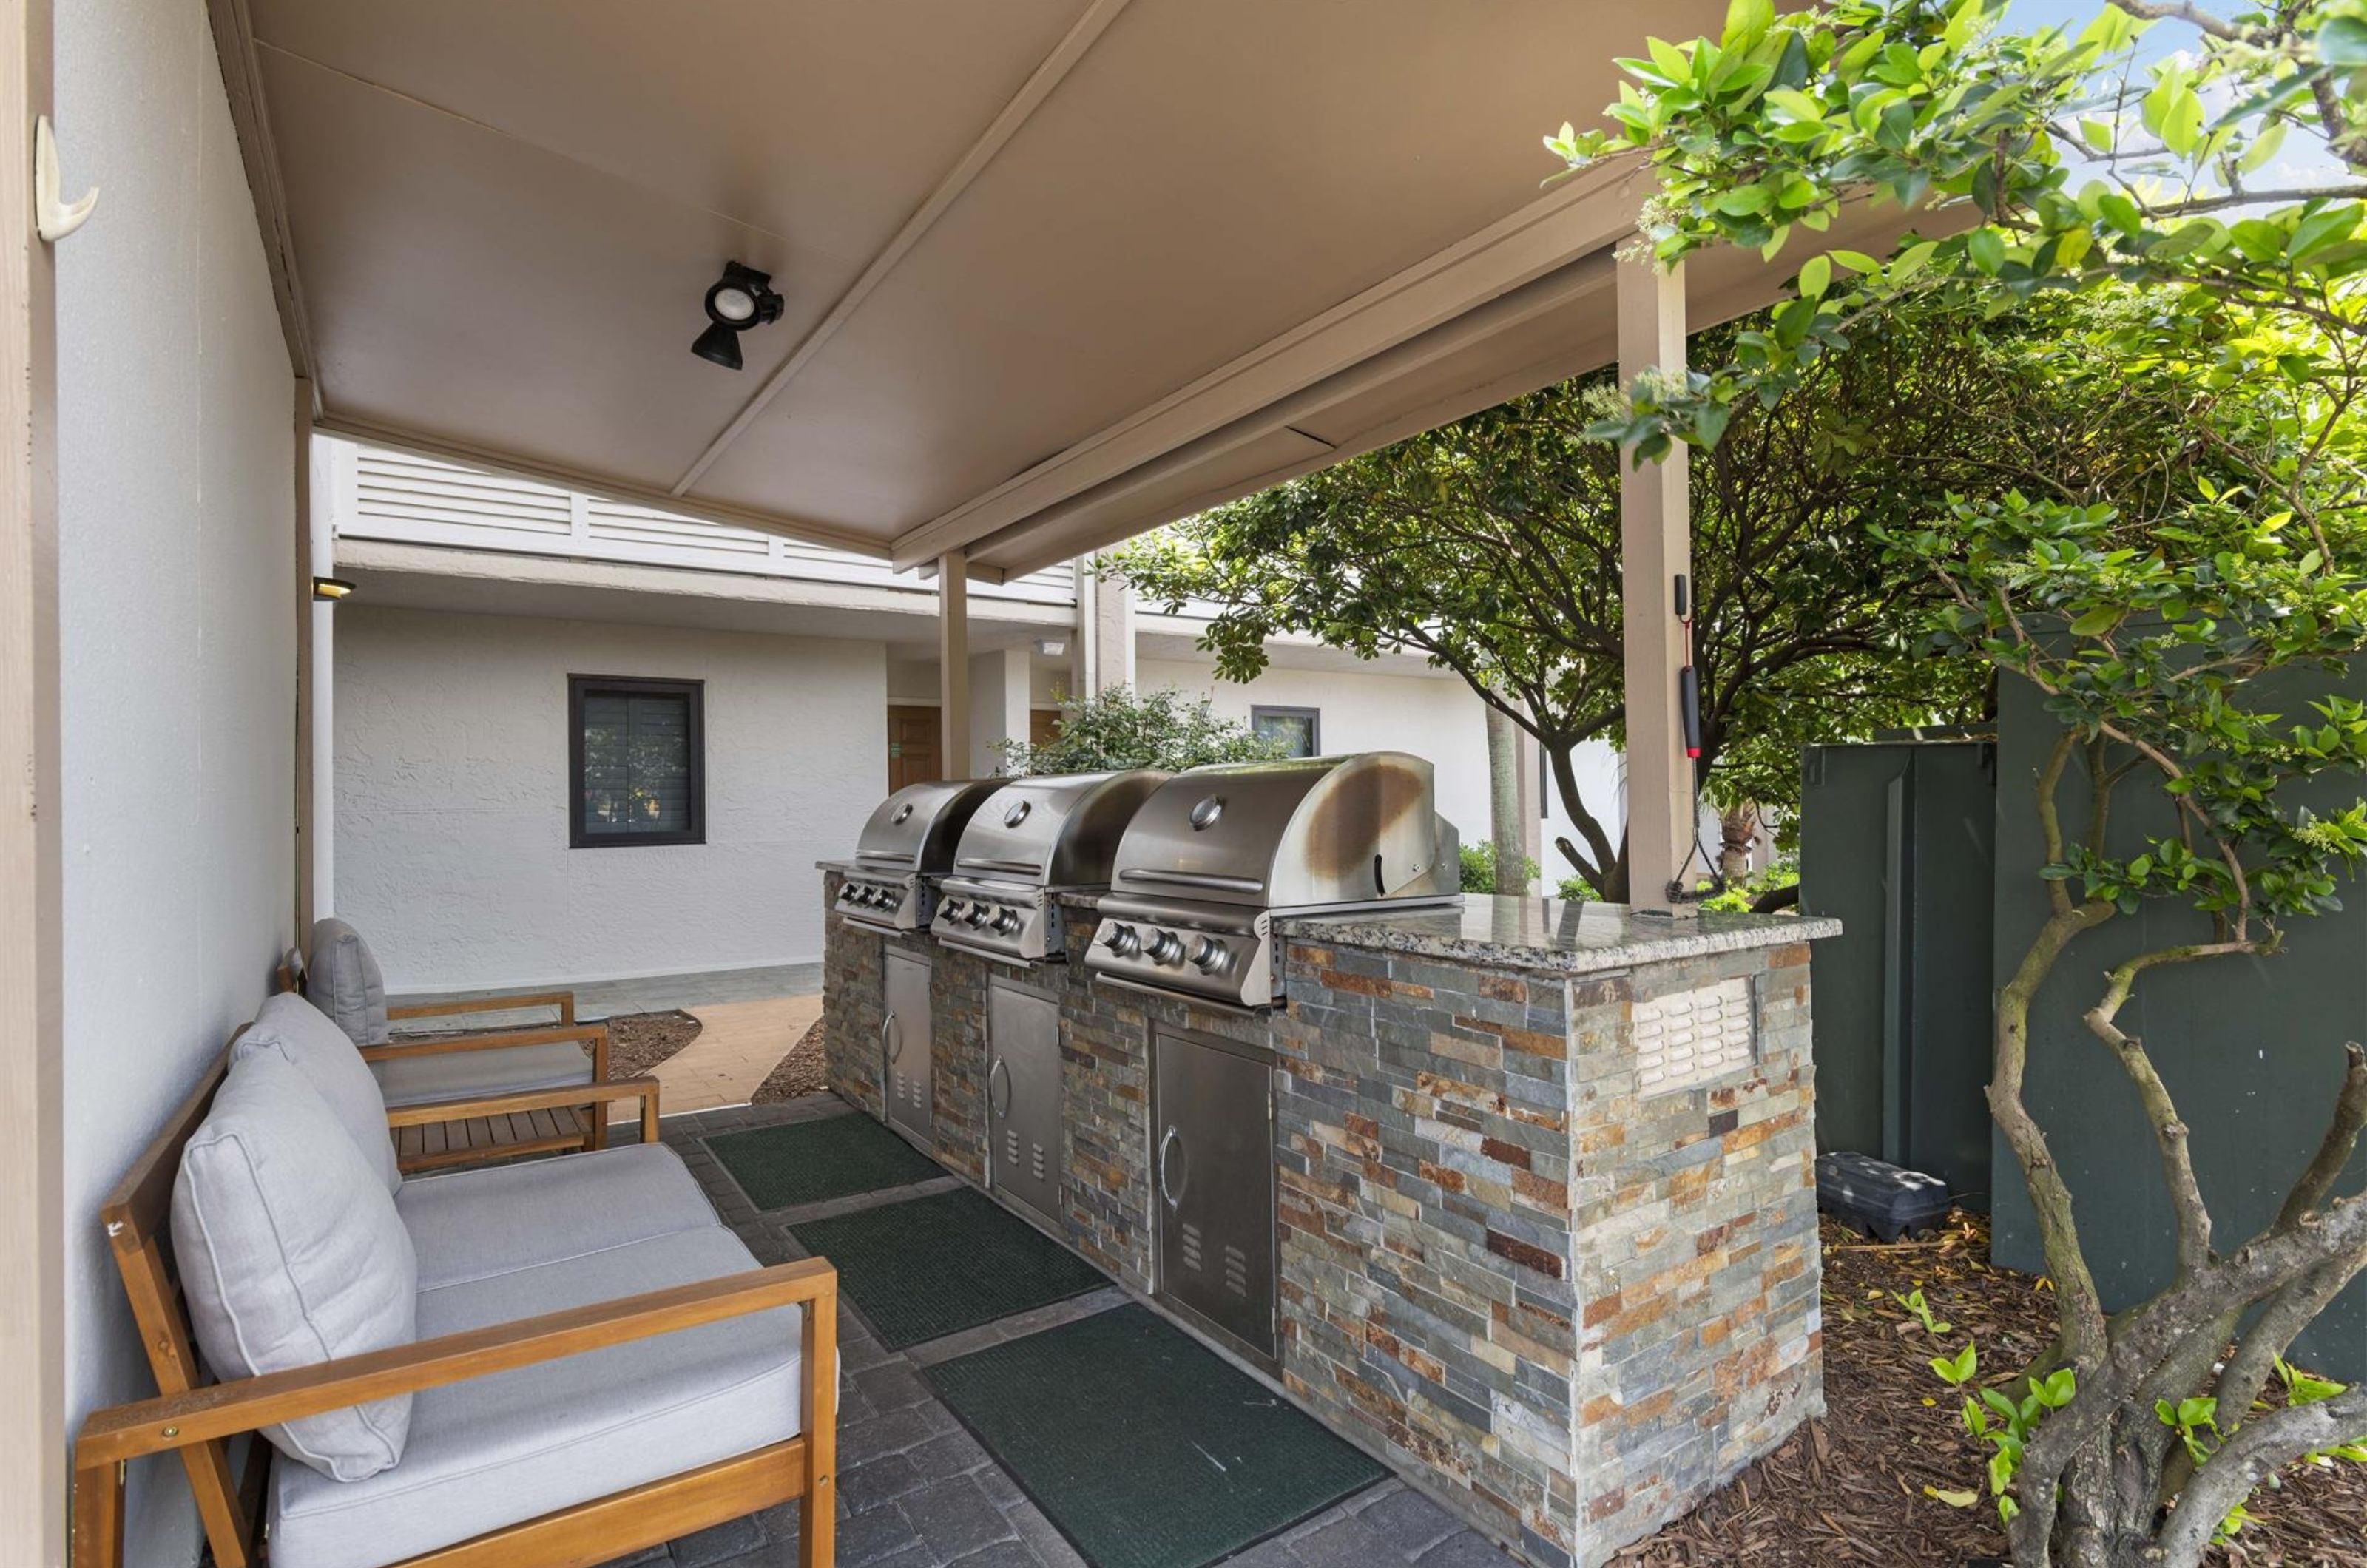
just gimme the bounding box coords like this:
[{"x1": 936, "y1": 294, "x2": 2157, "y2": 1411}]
[
  {"x1": 751, "y1": 1016, "x2": 828, "y2": 1103},
  {"x1": 583, "y1": 1009, "x2": 702, "y2": 1078},
  {"x1": 1618, "y1": 1212, "x2": 2367, "y2": 1567}
]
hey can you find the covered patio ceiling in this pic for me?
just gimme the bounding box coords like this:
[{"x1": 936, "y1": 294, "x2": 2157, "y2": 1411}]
[{"x1": 209, "y1": 0, "x2": 1909, "y2": 584}]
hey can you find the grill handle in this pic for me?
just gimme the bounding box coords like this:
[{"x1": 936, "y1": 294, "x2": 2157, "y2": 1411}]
[
  {"x1": 1119, "y1": 868, "x2": 1265, "y2": 894},
  {"x1": 989, "y1": 1058, "x2": 1013, "y2": 1118},
  {"x1": 1157, "y1": 1125, "x2": 1189, "y2": 1211}
]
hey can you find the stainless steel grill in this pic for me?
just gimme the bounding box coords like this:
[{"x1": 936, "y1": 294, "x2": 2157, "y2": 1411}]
[
  {"x1": 1087, "y1": 752, "x2": 1461, "y2": 1010},
  {"x1": 827, "y1": 778, "x2": 1004, "y2": 933},
  {"x1": 928, "y1": 769, "x2": 1171, "y2": 963}
]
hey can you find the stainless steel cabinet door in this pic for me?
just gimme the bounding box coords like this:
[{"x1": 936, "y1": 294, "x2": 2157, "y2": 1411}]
[
  {"x1": 1152, "y1": 1027, "x2": 1276, "y2": 1362},
  {"x1": 883, "y1": 950, "x2": 933, "y2": 1143},
  {"x1": 987, "y1": 980, "x2": 1061, "y2": 1222}
]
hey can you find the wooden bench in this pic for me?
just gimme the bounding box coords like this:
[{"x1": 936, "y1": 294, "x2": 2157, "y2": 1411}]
[{"x1": 70, "y1": 1039, "x2": 837, "y2": 1568}]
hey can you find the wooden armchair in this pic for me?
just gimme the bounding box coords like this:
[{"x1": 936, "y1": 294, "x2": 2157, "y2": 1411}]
[
  {"x1": 279, "y1": 942, "x2": 619, "y2": 1171},
  {"x1": 74, "y1": 1042, "x2": 834, "y2": 1568}
]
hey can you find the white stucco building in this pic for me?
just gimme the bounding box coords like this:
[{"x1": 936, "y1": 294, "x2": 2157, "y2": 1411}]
[{"x1": 320, "y1": 440, "x2": 1627, "y2": 993}]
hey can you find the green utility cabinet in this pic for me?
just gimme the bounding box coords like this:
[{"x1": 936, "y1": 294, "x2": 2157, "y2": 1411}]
[{"x1": 1798, "y1": 738, "x2": 1998, "y2": 1206}]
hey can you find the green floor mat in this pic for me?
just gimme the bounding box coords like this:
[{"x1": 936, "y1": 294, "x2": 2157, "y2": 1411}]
[
  {"x1": 925, "y1": 1304, "x2": 1385, "y2": 1568},
  {"x1": 706, "y1": 1112, "x2": 944, "y2": 1210},
  {"x1": 786, "y1": 1187, "x2": 1111, "y2": 1349}
]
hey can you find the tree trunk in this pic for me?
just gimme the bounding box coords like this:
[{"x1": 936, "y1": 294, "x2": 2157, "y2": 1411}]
[
  {"x1": 1717, "y1": 800, "x2": 1759, "y2": 884},
  {"x1": 1488, "y1": 706, "x2": 1525, "y2": 894}
]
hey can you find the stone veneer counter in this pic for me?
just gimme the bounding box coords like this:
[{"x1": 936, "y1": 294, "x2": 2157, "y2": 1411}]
[
  {"x1": 1277, "y1": 897, "x2": 1841, "y2": 974},
  {"x1": 823, "y1": 882, "x2": 1836, "y2": 1568}
]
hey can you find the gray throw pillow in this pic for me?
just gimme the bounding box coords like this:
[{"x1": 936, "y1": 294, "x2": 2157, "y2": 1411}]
[
  {"x1": 305, "y1": 916, "x2": 390, "y2": 1046},
  {"x1": 172, "y1": 1051, "x2": 418, "y2": 1481},
  {"x1": 230, "y1": 991, "x2": 400, "y2": 1195}
]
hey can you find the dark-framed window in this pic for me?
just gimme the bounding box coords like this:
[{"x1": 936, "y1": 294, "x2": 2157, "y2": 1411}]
[
  {"x1": 570, "y1": 675, "x2": 705, "y2": 848},
  {"x1": 1251, "y1": 704, "x2": 1321, "y2": 758}
]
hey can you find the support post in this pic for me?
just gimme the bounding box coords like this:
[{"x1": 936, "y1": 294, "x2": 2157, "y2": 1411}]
[
  {"x1": 1087, "y1": 557, "x2": 1135, "y2": 695},
  {"x1": 1616, "y1": 252, "x2": 1694, "y2": 916},
  {"x1": 306, "y1": 433, "x2": 336, "y2": 922},
  {"x1": 938, "y1": 549, "x2": 971, "y2": 778},
  {"x1": 1, "y1": 4, "x2": 67, "y2": 1562}
]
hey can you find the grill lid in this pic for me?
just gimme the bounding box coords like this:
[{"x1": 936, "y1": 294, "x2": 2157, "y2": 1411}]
[
  {"x1": 851, "y1": 778, "x2": 1004, "y2": 873},
  {"x1": 949, "y1": 769, "x2": 1172, "y2": 888},
  {"x1": 1107, "y1": 752, "x2": 1454, "y2": 909}
]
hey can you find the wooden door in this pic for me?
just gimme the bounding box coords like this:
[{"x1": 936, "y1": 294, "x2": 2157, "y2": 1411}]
[
  {"x1": 1030, "y1": 708, "x2": 1063, "y2": 748},
  {"x1": 887, "y1": 705, "x2": 939, "y2": 790}
]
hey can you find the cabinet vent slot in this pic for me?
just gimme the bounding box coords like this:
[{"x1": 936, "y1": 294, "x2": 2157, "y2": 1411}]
[
  {"x1": 1181, "y1": 1223, "x2": 1203, "y2": 1272},
  {"x1": 1030, "y1": 1143, "x2": 1047, "y2": 1180},
  {"x1": 1223, "y1": 1245, "x2": 1250, "y2": 1299},
  {"x1": 1004, "y1": 1129, "x2": 1019, "y2": 1163}
]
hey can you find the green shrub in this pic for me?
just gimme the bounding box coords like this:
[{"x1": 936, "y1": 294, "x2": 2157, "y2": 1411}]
[{"x1": 1460, "y1": 841, "x2": 1539, "y2": 893}]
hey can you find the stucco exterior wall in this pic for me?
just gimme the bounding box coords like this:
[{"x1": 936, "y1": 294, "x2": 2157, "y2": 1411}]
[
  {"x1": 334, "y1": 606, "x2": 886, "y2": 990},
  {"x1": 55, "y1": 3, "x2": 298, "y2": 1560}
]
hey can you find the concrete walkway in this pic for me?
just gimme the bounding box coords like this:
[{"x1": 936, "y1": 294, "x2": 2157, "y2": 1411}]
[
  {"x1": 391, "y1": 962, "x2": 825, "y2": 1115},
  {"x1": 592, "y1": 1097, "x2": 1523, "y2": 1568},
  {"x1": 617, "y1": 993, "x2": 824, "y2": 1118}
]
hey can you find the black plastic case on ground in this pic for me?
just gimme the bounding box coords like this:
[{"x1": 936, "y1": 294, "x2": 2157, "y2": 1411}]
[{"x1": 1815, "y1": 1149, "x2": 1954, "y2": 1241}]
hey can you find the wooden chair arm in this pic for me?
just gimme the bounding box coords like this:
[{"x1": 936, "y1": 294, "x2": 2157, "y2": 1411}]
[
  {"x1": 360, "y1": 1021, "x2": 607, "y2": 1063},
  {"x1": 75, "y1": 1259, "x2": 837, "y2": 1468},
  {"x1": 388, "y1": 990, "x2": 575, "y2": 1026},
  {"x1": 382, "y1": 1075, "x2": 658, "y2": 1128}
]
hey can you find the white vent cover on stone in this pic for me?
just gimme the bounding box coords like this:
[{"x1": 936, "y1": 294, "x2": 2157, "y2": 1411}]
[{"x1": 1634, "y1": 977, "x2": 1755, "y2": 1093}]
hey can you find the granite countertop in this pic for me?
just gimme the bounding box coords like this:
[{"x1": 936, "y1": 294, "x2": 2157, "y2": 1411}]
[{"x1": 1277, "y1": 894, "x2": 1840, "y2": 976}]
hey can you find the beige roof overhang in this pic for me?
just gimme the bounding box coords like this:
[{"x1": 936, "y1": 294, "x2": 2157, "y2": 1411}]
[{"x1": 212, "y1": 0, "x2": 1930, "y2": 582}]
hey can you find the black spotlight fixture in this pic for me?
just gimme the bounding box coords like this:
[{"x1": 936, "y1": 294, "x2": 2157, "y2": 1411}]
[{"x1": 692, "y1": 261, "x2": 784, "y2": 371}]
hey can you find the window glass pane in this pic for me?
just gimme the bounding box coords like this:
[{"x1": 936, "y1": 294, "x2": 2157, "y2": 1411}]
[
  {"x1": 1253, "y1": 709, "x2": 1318, "y2": 758},
  {"x1": 580, "y1": 692, "x2": 692, "y2": 836}
]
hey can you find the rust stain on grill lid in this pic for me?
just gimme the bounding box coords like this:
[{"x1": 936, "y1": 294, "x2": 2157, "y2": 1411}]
[{"x1": 1303, "y1": 755, "x2": 1428, "y2": 884}]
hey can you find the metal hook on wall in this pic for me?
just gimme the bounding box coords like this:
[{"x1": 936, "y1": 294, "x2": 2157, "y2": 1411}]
[{"x1": 34, "y1": 115, "x2": 98, "y2": 243}]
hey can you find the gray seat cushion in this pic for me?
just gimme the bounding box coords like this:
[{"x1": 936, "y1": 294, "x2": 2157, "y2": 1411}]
[
  {"x1": 230, "y1": 993, "x2": 400, "y2": 1194},
  {"x1": 267, "y1": 1226, "x2": 803, "y2": 1568},
  {"x1": 173, "y1": 1052, "x2": 418, "y2": 1481},
  {"x1": 370, "y1": 1039, "x2": 595, "y2": 1109},
  {"x1": 395, "y1": 1144, "x2": 720, "y2": 1291},
  {"x1": 306, "y1": 917, "x2": 391, "y2": 1046}
]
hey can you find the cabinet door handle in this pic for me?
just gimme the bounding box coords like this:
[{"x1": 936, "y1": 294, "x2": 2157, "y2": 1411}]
[
  {"x1": 989, "y1": 1058, "x2": 1013, "y2": 1118},
  {"x1": 1157, "y1": 1125, "x2": 1188, "y2": 1211},
  {"x1": 882, "y1": 1014, "x2": 901, "y2": 1062}
]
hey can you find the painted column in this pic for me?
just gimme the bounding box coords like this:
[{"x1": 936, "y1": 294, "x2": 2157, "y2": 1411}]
[
  {"x1": 1615, "y1": 252, "x2": 1693, "y2": 916},
  {"x1": 305, "y1": 426, "x2": 336, "y2": 922},
  {"x1": 938, "y1": 548, "x2": 971, "y2": 777},
  {"x1": 1087, "y1": 557, "x2": 1135, "y2": 695},
  {"x1": 968, "y1": 644, "x2": 1030, "y2": 776}
]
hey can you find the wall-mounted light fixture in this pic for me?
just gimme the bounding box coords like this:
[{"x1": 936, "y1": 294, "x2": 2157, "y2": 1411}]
[
  {"x1": 1033, "y1": 638, "x2": 1068, "y2": 658},
  {"x1": 311, "y1": 576, "x2": 356, "y2": 602},
  {"x1": 692, "y1": 261, "x2": 785, "y2": 371}
]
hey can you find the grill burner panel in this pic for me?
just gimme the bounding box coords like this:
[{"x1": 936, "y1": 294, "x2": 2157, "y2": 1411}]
[
  {"x1": 1087, "y1": 753, "x2": 1459, "y2": 1010},
  {"x1": 831, "y1": 778, "x2": 1004, "y2": 933},
  {"x1": 926, "y1": 769, "x2": 1170, "y2": 964}
]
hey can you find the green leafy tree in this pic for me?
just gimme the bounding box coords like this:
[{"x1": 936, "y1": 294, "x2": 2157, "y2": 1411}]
[
  {"x1": 993, "y1": 686, "x2": 1282, "y2": 777},
  {"x1": 1112, "y1": 305, "x2": 2223, "y2": 898},
  {"x1": 1552, "y1": 3, "x2": 2367, "y2": 1560}
]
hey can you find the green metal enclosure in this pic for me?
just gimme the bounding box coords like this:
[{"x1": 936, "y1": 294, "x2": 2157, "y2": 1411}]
[
  {"x1": 1799, "y1": 739, "x2": 1998, "y2": 1206},
  {"x1": 1990, "y1": 672, "x2": 2367, "y2": 1379}
]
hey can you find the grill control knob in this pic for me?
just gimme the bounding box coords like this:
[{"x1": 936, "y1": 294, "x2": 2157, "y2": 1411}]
[
  {"x1": 1100, "y1": 924, "x2": 1140, "y2": 957},
  {"x1": 940, "y1": 899, "x2": 965, "y2": 921},
  {"x1": 1146, "y1": 930, "x2": 1184, "y2": 965},
  {"x1": 966, "y1": 903, "x2": 990, "y2": 927},
  {"x1": 1189, "y1": 936, "x2": 1230, "y2": 974},
  {"x1": 992, "y1": 908, "x2": 1022, "y2": 934},
  {"x1": 853, "y1": 886, "x2": 876, "y2": 906}
]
